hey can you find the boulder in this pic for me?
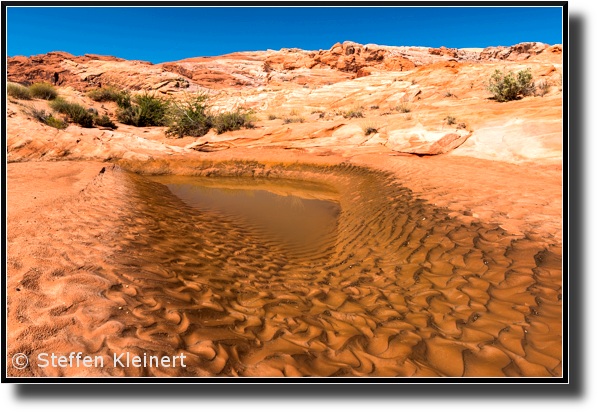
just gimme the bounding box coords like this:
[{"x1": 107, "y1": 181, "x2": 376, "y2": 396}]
[{"x1": 386, "y1": 129, "x2": 471, "y2": 155}]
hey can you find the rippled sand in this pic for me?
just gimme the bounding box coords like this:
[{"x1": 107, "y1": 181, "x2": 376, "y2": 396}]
[
  {"x1": 7, "y1": 161, "x2": 562, "y2": 377},
  {"x1": 149, "y1": 175, "x2": 342, "y2": 261}
]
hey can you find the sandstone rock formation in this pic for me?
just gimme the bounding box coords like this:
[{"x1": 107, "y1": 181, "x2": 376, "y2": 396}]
[
  {"x1": 8, "y1": 41, "x2": 560, "y2": 93},
  {"x1": 7, "y1": 40, "x2": 562, "y2": 164},
  {"x1": 7, "y1": 51, "x2": 125, "y2": 89}
]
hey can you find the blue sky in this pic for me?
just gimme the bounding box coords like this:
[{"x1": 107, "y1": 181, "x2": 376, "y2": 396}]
[{"x1": 7, "y1": 6, "x2": 563, "y2": 63}]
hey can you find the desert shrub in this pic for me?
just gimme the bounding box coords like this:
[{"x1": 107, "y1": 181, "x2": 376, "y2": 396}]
[
  {"x1": 29, "y1": 82, "x2": 58, "y2": 100},
  {"x1": 7, "y1": 82, "x2": 32, "y2": 100},
  {"x1": 283, "y1": 115, "x2": 305, "y2": 124},
  {"x1": 165, "y1": 93, "x2": 212, "y2": 138},
  {"x1": 396, "y1": 96, "x2": 412, "y2": 113},
  {"x1": 396, "y1": 103, "x2": 411, "y2": 113},
  {"x1": 267, "y1": 113, "x2": 279, "y2": 120},
  {"x1": 46, "y1": 116, "x2": 68, "y2": 129},
  {"x1": 21, "y1": 104, "x2": 51, "y2": 123},
  {"x1": 87, "y1": 86, "x2": 123, "y2": 102},
  {"x1": 443, "y1": 91, "x2": 456, "y2": 98},
  {"x1": 212, "y1": 108, "x2": 256, "y2": 134},
  {"x1": 94, "y1": 115, "x2": 117, "y2": 129},
  {"x1": 116, "y1": 92, "x2": 170, "y2": 127},
  {"x1": 445, "y1": 115, "x2": 456, "y2": 125},
  {"x1": 456, "y1": 122, "x2": 466, "y2": 129},
  {"x1": 485, "y1": 67, "x2": 535, "y2": 102},
  {"x1": 370, "y1": 104, "x2": 379, "y2": 110},
  {"x1": 405, "y1": 114, "x2": 413, "y2": 121},
  {"x1": 67, "y1": 105, "x2": 94, "y2": 127},
  {"x1": 344, "y1": 106, "x2": 364, "y2": 119},
  {"x1": 115, "y1": 90, "x2": 132, "y2": 109},
  {"x1": 536, "y1": 80, "x2": 551, "y2": 97},
  {"x1": 558, "y1": 72, "x2": 563, "y2": 91},
  {"x1": 116, "y1": 106, "x2": 141, "y2": 126},
  {"x1": 362, "y1": 124, "x2": 379, "y2": 136},
  {"x1": 49, "y1": 98, "x2": 94, "y2": 127},
  {"x1": 395, "y1": 96, "x2": 412, "y2": 113},
  {"x1": 48, "y1": 97, "x2": 70, "y2": 113}
]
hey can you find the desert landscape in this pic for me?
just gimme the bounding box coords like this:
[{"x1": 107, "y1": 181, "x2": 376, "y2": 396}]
[{"x1": 6, "y1": 39, "x2": 562, "y2": 378}]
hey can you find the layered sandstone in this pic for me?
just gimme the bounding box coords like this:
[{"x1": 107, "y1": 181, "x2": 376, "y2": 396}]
[
  {"x1": 6, "y1": 40, "x2": 563, "y2": 164},
  {"x1": 8, "y1": 41, "x2": 561, "y2": 92}
]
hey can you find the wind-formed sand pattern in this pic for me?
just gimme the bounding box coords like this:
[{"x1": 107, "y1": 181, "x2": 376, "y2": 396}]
[{"x1": 7, "y1": 161, "x2": 562, "y2": 377}]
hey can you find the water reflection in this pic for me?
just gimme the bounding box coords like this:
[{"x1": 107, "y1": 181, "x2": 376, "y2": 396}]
[{"x1": 149, "y1": 176, "x2": 341, "y2": 260}]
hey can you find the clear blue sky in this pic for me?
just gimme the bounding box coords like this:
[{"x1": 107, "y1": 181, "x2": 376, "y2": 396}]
[{"x1": 7, "y1": 6, "x2": 563, "y2": 64}]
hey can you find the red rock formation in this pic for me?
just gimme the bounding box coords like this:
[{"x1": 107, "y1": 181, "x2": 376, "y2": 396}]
[
  {"x1": 480, "y1": 42, "x2": 549, "y2": 61},
  {"x1": 356, "y1": 67, "x2": 377, "y2": 78},
  {"x1": 8, "y1": 41, "x2": 560, "y2": 93},
  {"x1": 429, "y1": 46, "x2": 459, "y2": 58},
  {"x1": 7, "y1": 51, "x2": 126, "y2": 88}
]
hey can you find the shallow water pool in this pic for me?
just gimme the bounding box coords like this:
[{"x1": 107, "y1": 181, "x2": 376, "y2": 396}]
[{"x1": 149, "y1": 176, "x2": 341, "y2": 260}]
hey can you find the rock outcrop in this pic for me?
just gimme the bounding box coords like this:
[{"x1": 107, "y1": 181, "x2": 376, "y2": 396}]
[
  {"x1": 8, "y1": 41, "x2": 559, "y2": 93},
  {"x1": 480, "y1": 42, "x2": 550, "y2": 61},
  {"x1": 7, "y1": 52, "x2": 126, "y2": 89},
  {"x1": 7, "y1": 40, "x2": 562, "y2": 165}
]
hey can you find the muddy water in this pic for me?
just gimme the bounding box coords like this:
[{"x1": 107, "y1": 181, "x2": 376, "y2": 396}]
[
  {"x1": 109, "y1": 162, "x2": 561, "y2": 377},
  {"x1": 149, "y1": 176, "x2": 341, "y2": 261}
]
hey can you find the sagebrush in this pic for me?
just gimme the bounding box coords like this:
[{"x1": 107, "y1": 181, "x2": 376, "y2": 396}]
[
  {"x1": 7, "y1": 82, "x2": 32, "y2": 100},
  {"x1": 29, "y1": 82, "x2": 58, "y2": 100},
  {"x1": 49, "y1": 98, "x2": 94, "y2": 127},
  {"x1": 485, "y1": 67, "x2": 535, "y2": 102}
]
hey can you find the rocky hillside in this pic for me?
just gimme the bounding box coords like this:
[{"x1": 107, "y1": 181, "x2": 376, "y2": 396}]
[
  {"x1": 6, "y1": 40, "x2": 563, "y2": 165},
  {"x1": 8, "y1": 41, "x2": 561, "y2": 91}
]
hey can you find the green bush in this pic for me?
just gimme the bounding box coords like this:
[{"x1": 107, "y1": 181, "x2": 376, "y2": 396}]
[
  {"x1": 7, "y1": 82, "x2": 32, "y2": 100},
  {"x1": 94, "y1": 115, "x2": 117, "y2": 129},
  {"x1": 212, "y1": 108, "x2": 256, "y2": 134},
  {"x1": 485, "y1": 67, "x2": 535, "y2": 102},
  {"x1": 115, "y1": 90, "x2": 132, "y2": 109},
  {"x1": 49, "y1": 98, "x2": 94, "y2": 127},
  {"x1": 162, "y1": 93, "x2": 257, "y2": 137},
  {"x1": 116, "y1": 92, "x2": 169, "y2": 127},
  {"x1": 46, "y1": 116, "x2": 68, "y2": 129},
  {"x1": 48, "y1": 97, "x2": 70, "y2": 113},
  {"x1": 165, "y1": 93, "x2": 212, "y2": 138},
  {"x1": 29, "y1": 82, "x2": 58, "y2": 100},
  {"x1": 86, "y1": 86, "x2": 123, "y2": 102}
]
